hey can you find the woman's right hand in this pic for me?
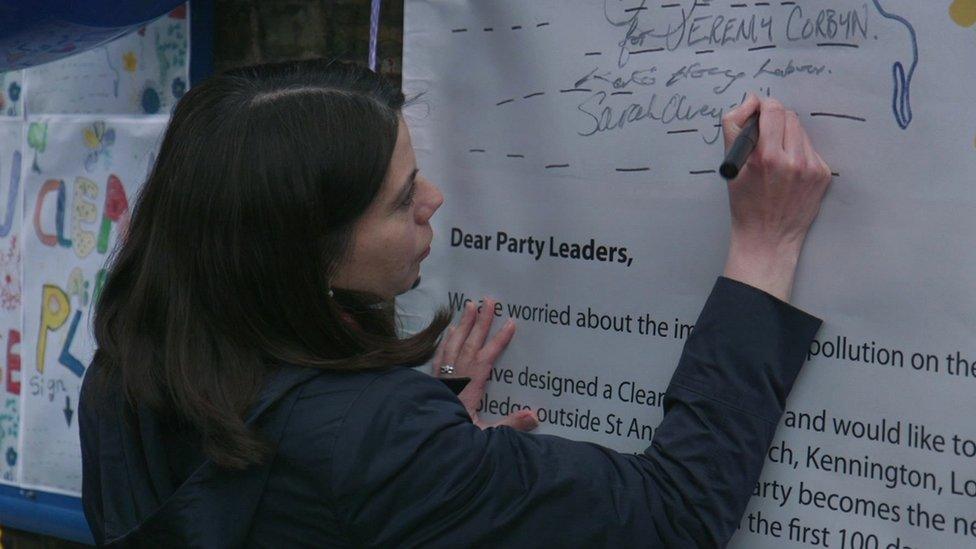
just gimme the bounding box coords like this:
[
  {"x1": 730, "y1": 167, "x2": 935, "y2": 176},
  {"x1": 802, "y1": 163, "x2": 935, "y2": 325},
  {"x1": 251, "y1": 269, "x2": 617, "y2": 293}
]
[
  {"x1": 720, "y1": 94, "x2": 833, "y2": 302},
  {"x1": 432, "y1": 299, "x2": 539, "y2": 432}
]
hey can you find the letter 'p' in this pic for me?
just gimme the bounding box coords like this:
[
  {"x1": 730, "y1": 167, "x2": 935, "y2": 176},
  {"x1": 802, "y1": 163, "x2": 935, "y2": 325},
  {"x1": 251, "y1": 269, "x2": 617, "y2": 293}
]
[{"x1": 36, "y1": 285, "x2": 70, "y2": 373}]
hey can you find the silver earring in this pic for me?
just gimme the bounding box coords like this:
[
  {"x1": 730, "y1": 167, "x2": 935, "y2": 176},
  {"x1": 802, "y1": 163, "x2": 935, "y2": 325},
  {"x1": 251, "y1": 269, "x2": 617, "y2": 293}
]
[{"x1": 328, "y1": 288, "x2": 334, "y2": 298}]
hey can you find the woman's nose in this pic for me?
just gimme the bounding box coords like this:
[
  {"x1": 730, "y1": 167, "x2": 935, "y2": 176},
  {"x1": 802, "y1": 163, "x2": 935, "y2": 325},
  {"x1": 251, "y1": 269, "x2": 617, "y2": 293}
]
[{"x1": 415, "y1": 177, "x2": 443, "y2": 223}]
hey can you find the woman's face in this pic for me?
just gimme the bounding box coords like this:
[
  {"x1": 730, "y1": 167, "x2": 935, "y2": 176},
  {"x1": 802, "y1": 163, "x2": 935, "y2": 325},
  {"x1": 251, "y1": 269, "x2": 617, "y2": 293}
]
[{"x1": 332, "y1": 117, "x2": 443, "y2": 300}]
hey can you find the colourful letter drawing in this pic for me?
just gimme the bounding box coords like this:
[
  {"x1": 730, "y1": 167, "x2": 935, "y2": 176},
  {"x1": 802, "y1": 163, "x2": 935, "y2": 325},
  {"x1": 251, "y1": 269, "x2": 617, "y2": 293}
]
[
  {"x1": 66, "y1": 268, "x2": 90, "y2": 308},
  {"x1": 0, "y1": 151, "x2": 20, "y2": 238},
  {"x1": 36, "y1": 285, "x2": 70, "y2": 374},
  {"x1": 58, "y1": 310, "x2": 85, "y2": 378},
  {"x1": 5, "y1": 330, "x2": 20, "y2": 395},
  {"x1": 98, "y1": 174, "x2": 129, "y2": 253},
  {"x1": 72, "y1": 177, "x2": 99, "y2": 258},
  {"x1": 33, "y1": 179, "x2": 72, "y2": 248}
]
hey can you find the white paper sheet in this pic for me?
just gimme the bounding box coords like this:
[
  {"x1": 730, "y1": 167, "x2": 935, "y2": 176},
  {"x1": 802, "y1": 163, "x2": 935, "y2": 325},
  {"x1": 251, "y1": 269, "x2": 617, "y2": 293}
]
[
  {"x1": 402, "y1": 1, "x2": 976, "y2": 546},
  {"x1": 18, "y1": 116, "x2": 167, "y2": 495}
]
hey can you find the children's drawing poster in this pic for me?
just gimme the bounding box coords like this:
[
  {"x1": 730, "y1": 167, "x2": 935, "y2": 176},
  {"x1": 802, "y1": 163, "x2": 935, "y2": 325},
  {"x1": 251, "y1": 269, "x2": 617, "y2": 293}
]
[
  {"x1": 0, "y1": 122, "x2": 23, "y2": 484},
  {"x1": 25, "y1": 5, "x2": 188, "y2": 116},
  {"x1": 402, "y1": 1, "x2": 976, "y2": 546},
  {"x1": 19, "y1": 117, "x2": 167, "y2": 494},
  {"x1": 0, "y1": 4, "x2": 188, "y2": 496}
]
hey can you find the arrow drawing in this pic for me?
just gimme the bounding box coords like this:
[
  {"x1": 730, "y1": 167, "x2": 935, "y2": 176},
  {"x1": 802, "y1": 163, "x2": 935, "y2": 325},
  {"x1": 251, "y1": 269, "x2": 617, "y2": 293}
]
[{"x1": 63, "y1": 395, "x2": 74, "y2": 426}]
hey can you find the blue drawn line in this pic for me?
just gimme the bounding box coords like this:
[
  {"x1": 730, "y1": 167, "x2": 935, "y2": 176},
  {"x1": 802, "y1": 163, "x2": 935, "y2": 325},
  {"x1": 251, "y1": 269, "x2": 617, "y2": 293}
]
[
  {"x1": 871, "y1": 0, "x2": 917, "y2": 129},
  {"x1": 0, "y1": 152, "x2": 20, "y2": 238},
  {"x1": 104, "y1": 48, "x2": 120, "y2": 98}
]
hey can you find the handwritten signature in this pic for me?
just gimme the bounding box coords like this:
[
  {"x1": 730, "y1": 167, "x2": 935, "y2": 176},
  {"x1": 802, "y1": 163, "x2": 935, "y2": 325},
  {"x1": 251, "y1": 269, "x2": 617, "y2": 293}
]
[{"x1": 577, "y1": 90, "x2": 728, "y2": 144}]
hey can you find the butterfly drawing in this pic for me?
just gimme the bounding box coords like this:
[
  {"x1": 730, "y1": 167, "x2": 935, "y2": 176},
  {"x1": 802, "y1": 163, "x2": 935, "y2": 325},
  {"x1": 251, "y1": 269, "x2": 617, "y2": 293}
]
[{"x1": 83, "y1": 121, "x2": 116, "y2": 172}]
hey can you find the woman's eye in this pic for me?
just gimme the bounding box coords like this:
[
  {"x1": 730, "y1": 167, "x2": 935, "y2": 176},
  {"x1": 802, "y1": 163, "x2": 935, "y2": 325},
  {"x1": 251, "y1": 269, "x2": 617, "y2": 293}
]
[{"x1": 400, "y1": 186, "x2": 417, "y2": 208}]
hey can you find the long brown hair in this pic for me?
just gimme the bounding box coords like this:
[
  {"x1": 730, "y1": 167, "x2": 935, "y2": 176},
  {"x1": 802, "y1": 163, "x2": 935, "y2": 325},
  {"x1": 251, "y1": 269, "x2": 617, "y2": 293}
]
[{"x1": 92, "y1": 59, "x2": 450, "y2": 470}]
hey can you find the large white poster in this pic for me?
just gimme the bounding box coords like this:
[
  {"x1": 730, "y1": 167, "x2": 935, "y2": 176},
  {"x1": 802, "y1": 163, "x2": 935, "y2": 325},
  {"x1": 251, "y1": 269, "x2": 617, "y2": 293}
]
[{"x1": 402, "y1": 1, "x2": 976, "y2": 546}]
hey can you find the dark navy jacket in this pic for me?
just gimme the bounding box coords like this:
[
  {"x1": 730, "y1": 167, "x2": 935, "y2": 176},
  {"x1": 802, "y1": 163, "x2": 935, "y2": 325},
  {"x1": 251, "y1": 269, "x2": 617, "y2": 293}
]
[{"x1": 80, "y1": 277, "x2": 821, "y2": 547}]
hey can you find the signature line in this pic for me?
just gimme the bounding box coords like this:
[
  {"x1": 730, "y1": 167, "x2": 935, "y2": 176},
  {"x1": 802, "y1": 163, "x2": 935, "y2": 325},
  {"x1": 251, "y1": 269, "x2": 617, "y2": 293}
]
[{"x1": 810, "y1": 112, "x2": 866, "y2": 122}]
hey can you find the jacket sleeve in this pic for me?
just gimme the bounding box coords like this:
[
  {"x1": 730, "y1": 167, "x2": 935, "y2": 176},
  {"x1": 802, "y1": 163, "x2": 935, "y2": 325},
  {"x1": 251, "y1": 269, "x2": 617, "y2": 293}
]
[{"x1": 330, "y1": 277, "x2": 821, "y2": 548}]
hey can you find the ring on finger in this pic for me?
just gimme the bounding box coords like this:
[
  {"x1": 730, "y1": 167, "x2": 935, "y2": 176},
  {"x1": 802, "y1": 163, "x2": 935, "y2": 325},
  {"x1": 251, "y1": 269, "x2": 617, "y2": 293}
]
[{"x1": 440, "y1": 364, "x2": 455, "y2": 375}]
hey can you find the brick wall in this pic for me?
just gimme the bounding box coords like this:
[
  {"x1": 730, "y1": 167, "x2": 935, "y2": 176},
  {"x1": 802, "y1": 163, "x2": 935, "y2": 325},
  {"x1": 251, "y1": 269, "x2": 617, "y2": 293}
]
[{"x1": 214, "y1": 0, "x2": 404, "y2": 83}]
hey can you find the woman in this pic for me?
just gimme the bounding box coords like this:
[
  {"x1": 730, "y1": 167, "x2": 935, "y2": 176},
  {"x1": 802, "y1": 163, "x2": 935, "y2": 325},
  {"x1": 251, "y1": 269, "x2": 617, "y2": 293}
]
[{"x1": 80, "y1": 59, "x2": 830, "y2": 547}]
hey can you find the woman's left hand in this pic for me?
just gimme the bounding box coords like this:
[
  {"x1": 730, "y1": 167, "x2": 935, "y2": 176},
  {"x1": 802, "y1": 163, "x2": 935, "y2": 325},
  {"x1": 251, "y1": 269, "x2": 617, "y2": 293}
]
[{"x1": 432, "y1": 298, "x2": 539, "y2": 431}]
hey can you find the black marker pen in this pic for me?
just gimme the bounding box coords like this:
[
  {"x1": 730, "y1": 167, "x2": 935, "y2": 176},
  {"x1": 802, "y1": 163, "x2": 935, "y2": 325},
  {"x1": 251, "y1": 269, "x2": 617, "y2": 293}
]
[{"x1": 719, "y1": 113, "x2": 759, "y2": 180}]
